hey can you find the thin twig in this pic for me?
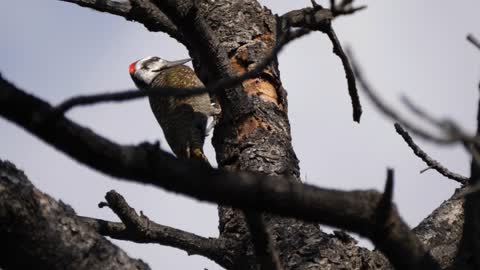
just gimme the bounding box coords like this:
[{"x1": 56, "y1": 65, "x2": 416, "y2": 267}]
[
  {"x1": 329, "y1": 0, "x2": 366, "y2": 17},
  {"x1": 326, "y1": 27, "x2": 362, "y2": 122},
  {"x1": 467, "y1": 34, "x2": 480, "y2": 51},
  {"x1": 282, "y1": 5, "x2": 362, "y2": 122},
  {"x1": 395, "y1": 123, "x2": 468, "y2": 185},
  {"x1": 420, "y1": 167, "x2": 433, "y2": 174},
  {"x1": 333, "y1": 6, "x2": 366, "y2": 17},
  {"x1": 54, "y1": 28, "x2": 310, "y2": 114},
  {"x1": 347, "y1": 48, "x2": 459, "y2": 144},
  {"x1": 59, "y1": 0, "x2": 182, "y2": 39},
  {"x1": 400, "y1": 96, "x2": 444, "y2": 126},
  {"x1": 59, "y1": 0, "x2": 131, "y2": 16}
]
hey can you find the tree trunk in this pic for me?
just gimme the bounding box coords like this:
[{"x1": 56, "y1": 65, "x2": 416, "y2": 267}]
[{"x1": 0, "y1": 0, "x2": 472, "y2": 269}]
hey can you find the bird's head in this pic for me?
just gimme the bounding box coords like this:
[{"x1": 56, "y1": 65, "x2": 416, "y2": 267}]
[{"x1": 129, "y1": 56, "x2": 192, "y2": 89}]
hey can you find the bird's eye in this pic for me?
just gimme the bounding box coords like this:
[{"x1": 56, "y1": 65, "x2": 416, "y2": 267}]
[{"x1": 151, "y1": 57, "x2": 160, "y2": 61}]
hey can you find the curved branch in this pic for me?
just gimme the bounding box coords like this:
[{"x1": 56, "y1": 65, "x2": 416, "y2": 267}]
[
  {"x1": 59, "y1": 0, "x2": 131, "y2": 16},
  {"x1": 347, "y1": 48, "x2": 466, "y2": 145},
  {"x1": 282, "y1": 5, "x2": 362, "y2": 122},
  {"x1": 395, "y1": 123, "x2": 469, "y2": 185},
  {"x1": 79, "y1": 190, "x2": 237, "y2": 269},
  {"x1": 59, "y1": 0, "x2": 184, "y2": 42},
  {"x1": 0, "y1": 75, "x2": 439, "y2": 270},
  {"x1": 326, "y1": 26, "x2": 362, "y2": 122}
]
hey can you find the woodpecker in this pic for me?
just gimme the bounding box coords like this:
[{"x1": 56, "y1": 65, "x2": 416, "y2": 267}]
[{"x1": 129, "y1": 56, "x2": 216, "y2": 163}]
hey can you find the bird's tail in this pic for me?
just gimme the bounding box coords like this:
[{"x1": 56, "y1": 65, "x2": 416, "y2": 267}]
[{"x1": 190, "y1": 147, "x2": 210, "y2": 165}]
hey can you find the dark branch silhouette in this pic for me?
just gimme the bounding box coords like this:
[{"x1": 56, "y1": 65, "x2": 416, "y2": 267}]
[
  {"x1": 467, "y1": 34, "x2": 480, "y2": 51},
  {"x1": 79, "y1": 190, "x2": 237, "y2": 269},
  {"x1": 58, "y1": 0, "x2": 184, "y2": 40},
  {"x1": 329, "y1": 0, "x2": 367, "y2": 17},
  {"x1": 395, "y1": 123, "x2": 469, "y2": 185},
  {"x1": 244, "y1": 212, "x2": 284, "y2": 270},
  {"x1": 54, "y1": 28, "x2": 310, "y2": 114},
  {"x1": 2, "y1": 0, "x2": 473, "y2": 269},
  {"x1": 282, "y1": 4, "x2": 362, "y2": 122},
  {"x1": 0, "y1": 75, "x2": 438, "y2": 270},
  {"x1": 348, "y1": 48, "x2": 478, "y2": 147},
  {"x1": 0, "y1": 160, "x2": 150, "y2": 270}
]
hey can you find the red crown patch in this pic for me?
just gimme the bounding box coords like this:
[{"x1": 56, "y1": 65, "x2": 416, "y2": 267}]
[{"x1": 129, "y1": 61, "x2": 138, "y2": 75}]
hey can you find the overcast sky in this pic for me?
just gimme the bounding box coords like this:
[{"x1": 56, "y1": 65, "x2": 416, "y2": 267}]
[{"x1": 1, "y1": 0, "x2": 480, "y2": 269}]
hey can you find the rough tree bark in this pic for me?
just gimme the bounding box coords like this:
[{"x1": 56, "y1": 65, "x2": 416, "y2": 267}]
[
  {"x1": 0, "y1": 160, "x2": 150, "y2": 270},
  {"x1": 0, "y1": 1, "x2": 474, "y2": 270}
]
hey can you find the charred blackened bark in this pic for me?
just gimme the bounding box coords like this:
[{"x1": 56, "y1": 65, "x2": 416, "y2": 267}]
[
  {"x1": 453, "y1": 86, "x2": 480, "y2": 270},
  {"x1": 0, "y1": 0, "x2": 471, "y2": 269},
  {"x1": 201, "y1": 1, "x2": 381, "y2": 269},
  {"x1": 0, "y1": 160, "x2": 150, "y2": 270}
]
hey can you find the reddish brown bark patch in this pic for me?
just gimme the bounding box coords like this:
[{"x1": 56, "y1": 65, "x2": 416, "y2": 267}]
[
  {"x1": 237, "y1": 115, "x2": 273, "y2": 140},
  {"x1": 242, "y1": 78, "x2": 278, "y2": 105},
  {"x1": 229, "y1": 33, "x2": 281, "y2": 107}
]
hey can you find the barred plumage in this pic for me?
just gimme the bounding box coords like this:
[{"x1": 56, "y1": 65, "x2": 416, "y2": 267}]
[{"x1": 130, "y1": 57, "x2": 216, "y2": 163}]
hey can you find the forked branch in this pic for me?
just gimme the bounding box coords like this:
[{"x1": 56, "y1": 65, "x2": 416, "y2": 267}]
[{"x1": 80, "y1": 190, "x2": 237, "y2": 269}]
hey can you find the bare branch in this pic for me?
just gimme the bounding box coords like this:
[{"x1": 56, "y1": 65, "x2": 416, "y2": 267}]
[
  {"x1": 347, "y1": 48, "x2": 465, "y2": 144},
  {"x1": 282, "y1": 5, "x2": 362, "y2": 122},
  {"x1": 376, "y1": 169, "x2": 395, "y2": 225},
  {"x1": 420, "y1": 167, "x2": 433, "y2": 174},
  {"x1": 0, "y1": 159, "x2": 150, "y2": 270},
  {"x1": 326, "y1": 27, "x2": 362, "y2": 122},
  {"x1": 0, "y1": 76, "x2": 440, "y2": 270},
  {"x1": 58, "y1": 0, "x2": 178, "y2": 34},
  {"x1": 333, "y1": 5, "x2": 366, "y2": 17},
  {"x1": 78, "y1": 191, "x2": 236, "y2": 268},
  {"x1": 54, "y1": 27, "x2": 310, "y2": 114},
  {"x1": 395, "y1": 123, "x2": 469, "y2": 185},
  {"x1": 244, "y1": 212, "x2": 284, "y2": 270},
  {"x1": 328, "y1": 0, "x2": 367, "y2": 17},
  {"x1": 467, "y1": 34, "x2": 480, "y2": 51},
  {"x1": 281, "y1": 5, "x2": 333, "y2": 30},
  {"x1": 413, "y1": 189, "x2": 464, "y2": 269},
  {"x1": 59, "y1": 0, "x2": 131, "y2": 16},
  {"x1": 58, "y1": 0, "x2": 183, "y2": 40},
  {"x1": 400, "y1": 96, "x2": 474, "y2": 146},
  {"x1": 349, "y1": 47, "x2": 480, "y2": 161},
  {"x1": 400, "y1": 96, "x2": 444, "y2": 127}
]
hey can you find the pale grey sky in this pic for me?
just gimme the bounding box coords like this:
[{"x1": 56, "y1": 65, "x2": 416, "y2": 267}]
[{"x1": 1, "y1": 1, "x2": 479, "y2": 269}]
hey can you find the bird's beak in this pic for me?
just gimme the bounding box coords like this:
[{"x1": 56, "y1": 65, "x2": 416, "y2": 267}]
[
  {"x1": 166, "y1": 58, "x2": 192, "y2": 68},
  {"x1": 152, "y1": 58, "x2": 192, "y2": 72}
]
